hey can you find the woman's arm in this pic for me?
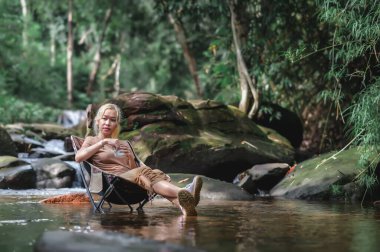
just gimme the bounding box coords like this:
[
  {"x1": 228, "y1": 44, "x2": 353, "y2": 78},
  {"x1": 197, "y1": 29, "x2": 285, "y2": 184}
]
[
  {"x1": 75, "y1": 137, "x2": 120, "y2": 162},
  {"x1": 75, "y1": 137, "x2": 105, "y2": 162}
]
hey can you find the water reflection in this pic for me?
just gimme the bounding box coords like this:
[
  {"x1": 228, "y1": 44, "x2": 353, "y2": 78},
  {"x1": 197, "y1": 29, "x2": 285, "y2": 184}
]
[{"x1": 1, "y1": 193, "x2": 380, "y2": 252}]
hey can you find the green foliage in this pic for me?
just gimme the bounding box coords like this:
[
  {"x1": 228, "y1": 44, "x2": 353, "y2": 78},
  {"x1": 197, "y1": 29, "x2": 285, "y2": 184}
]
[
  {"x1": 0, "y1": 91, "x2": 61, "y2": 124},
  {"x1": 330, "y1": 184, "x2": 344, "y2": 198},
  {"x1": 315, "y1": 0, "x2": 380, "y2": 189},
  {"x1": 347, "y1": 79, "x2": 380, "y2": 187},
  {"x1": 201, "y1": 40, "x2": 240, "y2": 104}
]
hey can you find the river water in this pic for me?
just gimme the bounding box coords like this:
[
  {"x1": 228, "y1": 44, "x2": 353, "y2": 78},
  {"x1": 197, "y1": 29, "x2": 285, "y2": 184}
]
[{"x1": 1, "y1": 189, "x2": 380, "y2": 252}]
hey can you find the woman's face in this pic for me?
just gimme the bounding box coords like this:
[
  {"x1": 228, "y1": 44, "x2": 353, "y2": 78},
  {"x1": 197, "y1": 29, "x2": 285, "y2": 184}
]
[{"x1": 98, "y1": 108, "x2": 118, "y2": 138}]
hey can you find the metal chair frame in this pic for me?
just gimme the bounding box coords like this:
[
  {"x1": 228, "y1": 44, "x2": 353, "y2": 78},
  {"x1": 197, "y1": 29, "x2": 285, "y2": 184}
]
[{"x1": 71, "y1": 135, "x2": 154, "y2": 213}]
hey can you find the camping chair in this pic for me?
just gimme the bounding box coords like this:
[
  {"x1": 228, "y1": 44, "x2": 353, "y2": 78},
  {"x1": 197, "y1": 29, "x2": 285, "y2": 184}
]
[{"x1": 71, "y1": 135, "x2": 154, "y2": 213}]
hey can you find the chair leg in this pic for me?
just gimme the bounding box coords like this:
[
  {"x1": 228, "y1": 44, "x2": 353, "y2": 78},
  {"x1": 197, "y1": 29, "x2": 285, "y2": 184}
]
[
  {"x1": 111, "y1": 179, "x2": 134, "y2": 212},
  {"x1": 106, "y1": 201, "x2": 112, "y2": 209},
  {"x1": 78, "y1": 164, "x2": 100, "y2": 213},
  {"x1": 94, "y1": 202, "x2": 105, "y2": 214},
  {"x1": 95, "y1": 183, "x2": 115, "y2": 213},
  {"x1": 136, "y1": 202, "x2": 144, "y2": 212},
  {"x1": 128, "y1": 205, "x2": 133, "y2": 212},
  {"x1": 136, "y1": 193, "x2": 154, "y2": 212}
]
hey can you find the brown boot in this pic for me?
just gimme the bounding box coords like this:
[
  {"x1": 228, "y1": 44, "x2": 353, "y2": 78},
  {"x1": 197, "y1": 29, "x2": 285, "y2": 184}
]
[
  {"x1": 184, "y1": 176, "x2": 203, "y2": 206},
  {"x1": 178, "y1": 189, "x2": 197, "y2": 216}
]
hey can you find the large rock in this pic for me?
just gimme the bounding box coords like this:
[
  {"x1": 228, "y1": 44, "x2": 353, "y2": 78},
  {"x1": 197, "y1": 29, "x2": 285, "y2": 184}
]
[
  {"x1": 0, "y1": 156, "x2": 36, "y2": 189},
  {"x1": 5, "y1": 123, "x2": 78, "y2": 157},
  {"x1": 168, "y1": 173, "x2": 253, "y2": 201},
  {"x1": 104, "y1": 92, "x2": 294, "y2": 182},
  {"x1": 5, "y1": 123, "x2": 78, "y2": 141},
  {"x1": 32, "y1": 158, "x2": 76, "y2": 188},
  {"x1": 236, "y1": 163, "x2": 290, "y2": 195},
  {"x1": 0, "y1": 126, "x2": 18, "y2": 156},
  {"x1": 270, "y1": 147, "x2": 366, "y2": 201},
  {"x1": 35, "y1": 231, "x2": 203, "y2": 252}
]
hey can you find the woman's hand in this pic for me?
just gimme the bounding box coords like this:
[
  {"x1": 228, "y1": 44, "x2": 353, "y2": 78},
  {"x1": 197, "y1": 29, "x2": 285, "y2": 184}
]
[
  {"x1": 102, "y1": 138, "x2": 128, "y2": 157},
  {"x1": 101, "y1": 138, "x2": 120, "y2": 148}
]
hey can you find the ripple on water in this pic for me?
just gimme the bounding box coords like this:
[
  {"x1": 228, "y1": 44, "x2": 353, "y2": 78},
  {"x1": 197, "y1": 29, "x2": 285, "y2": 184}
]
[{"x1": 0, "y1": 219, "x2": 51, "y2": 226}]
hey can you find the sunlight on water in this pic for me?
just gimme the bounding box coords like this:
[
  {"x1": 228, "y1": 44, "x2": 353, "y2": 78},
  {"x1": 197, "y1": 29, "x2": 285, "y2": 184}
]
[{"x1": 1, "y1": 191, "x2": 380, "y2": 252}]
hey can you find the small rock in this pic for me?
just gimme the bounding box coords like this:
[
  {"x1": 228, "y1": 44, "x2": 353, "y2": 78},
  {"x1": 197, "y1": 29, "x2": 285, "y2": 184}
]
[{"x1": 39, "y1": 193, "x2": 89, "y2": 204}]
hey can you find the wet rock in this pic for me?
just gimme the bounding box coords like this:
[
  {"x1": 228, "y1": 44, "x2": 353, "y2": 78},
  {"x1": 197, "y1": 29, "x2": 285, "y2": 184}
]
[
  {"x1": 5, "y1": 123, "x2": 78, "y2": 141},
  {"x1": 270, "y1": 147, "x2": 365, "y2": 201},
  {"x1": 29, "y1": 139, "x2": 68, "y2": 158},
  {"x1": 0, "y1": 126, "x2": 18, "y2": 157},
  {"x1": 168, "y1": 173, "x2": 253, "y2": 201},
  {"x1": 32, "y1": 159, "x2": 76, "y2": 188},
  {"x1": 39, "y1": 192, "x2": 89, "y2": 204},
  {"x1": 0, "y1": 160, "x2": 36, "y2": 189},
  {"x1": 257, "y1": 126, "x2": 293, "y2": 149},
  {"x1": 342, "y1": 182, "x2": 364, "y2": 202},
  {"x1": 236, "y1": 163, "x2": 290, "y2": 195},
  {"x1": 34, "y1": 230, "x2": 204, "y2": 252},
  {"x1": 0, "y1": 156, "x2": 27, "y2": 168}
]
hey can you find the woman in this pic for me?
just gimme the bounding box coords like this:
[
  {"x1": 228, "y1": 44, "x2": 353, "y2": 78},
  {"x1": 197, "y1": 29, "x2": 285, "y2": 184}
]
[{"x1": 75, "y1": 103, "x2": 202, "y2": 216}]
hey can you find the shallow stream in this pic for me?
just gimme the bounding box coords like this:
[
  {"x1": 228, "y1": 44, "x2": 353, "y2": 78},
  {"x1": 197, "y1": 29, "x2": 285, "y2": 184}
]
[{"x1": 1, "y1": 189, "x2": 380, "y2": 252}]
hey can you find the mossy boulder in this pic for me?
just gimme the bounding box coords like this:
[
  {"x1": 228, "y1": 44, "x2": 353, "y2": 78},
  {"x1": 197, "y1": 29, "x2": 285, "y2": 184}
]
[
  {"x1": 104, "y1": 92, "x2": 294, "y2": 182},
  {"x1": 270, "y1": 147, "x2": 367, "y2": 201}
]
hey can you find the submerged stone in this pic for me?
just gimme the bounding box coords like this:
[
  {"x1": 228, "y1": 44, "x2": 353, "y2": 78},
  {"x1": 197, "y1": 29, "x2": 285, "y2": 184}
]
[{"x1": 34, "y1": 230, "x2": 205, "y2": 252}]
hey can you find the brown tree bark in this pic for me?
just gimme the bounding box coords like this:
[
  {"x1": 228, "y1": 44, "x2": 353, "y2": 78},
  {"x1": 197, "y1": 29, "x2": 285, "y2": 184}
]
[
  {"x1": 86, "y1": 7, "x2": 113, "y2": 97},
  {"x1": 66, "y1": 0, "x2": 73, "y2": 108},
  {"x1": 168, "y1": 13, "x2": 203, "y2": 98},
  {"x1": 228, "y1": 0, "x2": 259, "y2": 118}
]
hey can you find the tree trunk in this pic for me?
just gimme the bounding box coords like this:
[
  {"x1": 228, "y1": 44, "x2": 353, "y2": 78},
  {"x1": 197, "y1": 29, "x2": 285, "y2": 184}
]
[
  {"x1": 228, "y1": 0, "x2": 259, "y2": 118},
  {"x1": 86, "y1": 7, "x2": 113, "y2": 97},
  {"x1": 49, "y1": 24, "x2": 56, "y2": 66},
  {"x1": 20, "y1": 0, "x2": 28, "y2": 48},
  {"x1": 99, "y1": 55, "x2": 121, "y2": 97},
  {"x1": 113, "y1": 55, "x2": 121, "y2": 97},
  {"x1": 168, "y1": 13, "x2": 203, "y2": 98},
  {"x1": 66, "y1": 0, "x2": 73, "y2": 108}
]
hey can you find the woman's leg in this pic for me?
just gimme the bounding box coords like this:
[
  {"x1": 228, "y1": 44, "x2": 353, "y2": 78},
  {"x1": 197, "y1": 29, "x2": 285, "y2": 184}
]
[
  {"x1": 151, "y1": 179, "x2": 197, "y2": 216},
  {"x1": 151, "y1": 180, "x2": 180, "y2": 205}
]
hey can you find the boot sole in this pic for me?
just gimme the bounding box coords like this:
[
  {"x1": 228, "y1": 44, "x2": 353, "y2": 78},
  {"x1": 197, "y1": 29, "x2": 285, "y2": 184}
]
[{"x1": 178, "y1": 189, "x2": 197, "y2": 216}]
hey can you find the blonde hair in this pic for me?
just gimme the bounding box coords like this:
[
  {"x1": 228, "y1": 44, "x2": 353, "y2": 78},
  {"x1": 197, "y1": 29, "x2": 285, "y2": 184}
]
[{"x1": 93, "y1": 103, "x2": 122, "y2": 138}]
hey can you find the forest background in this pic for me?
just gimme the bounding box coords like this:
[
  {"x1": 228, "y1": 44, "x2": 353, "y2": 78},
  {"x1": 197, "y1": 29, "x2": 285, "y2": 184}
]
[{"x1": 0, "y1": 0, "x2": 379, "y2": 189}]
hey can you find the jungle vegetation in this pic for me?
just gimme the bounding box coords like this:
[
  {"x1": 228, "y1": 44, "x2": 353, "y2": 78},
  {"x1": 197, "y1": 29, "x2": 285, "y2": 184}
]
[{"x1": 0, "y1": 0, "x2": 379, "y2": 188}]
